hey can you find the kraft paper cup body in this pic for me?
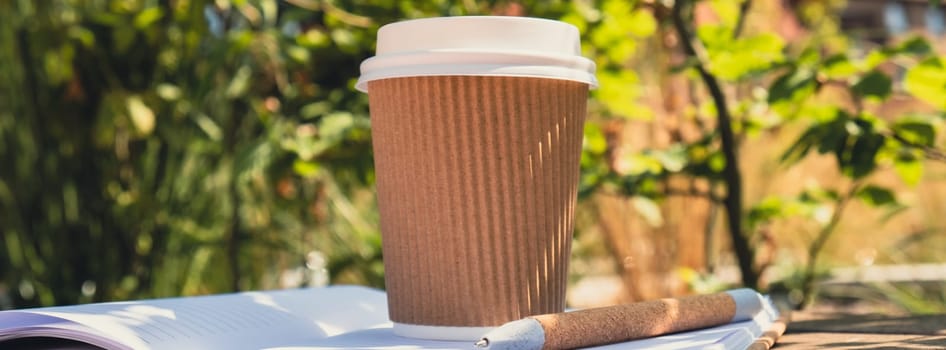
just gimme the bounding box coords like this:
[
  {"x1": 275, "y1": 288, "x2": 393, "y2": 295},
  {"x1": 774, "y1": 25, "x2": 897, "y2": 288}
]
[{"x1": 358, "y1": 16, "x2": 595, "y2": 341}]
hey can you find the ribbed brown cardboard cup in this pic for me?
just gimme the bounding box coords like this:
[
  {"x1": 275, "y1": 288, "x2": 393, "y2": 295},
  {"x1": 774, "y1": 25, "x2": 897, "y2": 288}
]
[{"x1": 367, "y1": 75, "x2": 588, "y2": 338}]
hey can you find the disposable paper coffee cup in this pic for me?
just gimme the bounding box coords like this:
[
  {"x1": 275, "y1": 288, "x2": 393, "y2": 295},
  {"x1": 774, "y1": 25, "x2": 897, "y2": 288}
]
[{"x1": 357, "y1": 16, "x2": 596, "y2": 341}]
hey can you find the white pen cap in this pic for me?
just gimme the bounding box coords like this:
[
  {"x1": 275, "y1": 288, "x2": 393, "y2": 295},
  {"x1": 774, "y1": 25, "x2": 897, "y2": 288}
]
[{"x1": 725, "y1": 288, "x2": 765, "y2": 322}]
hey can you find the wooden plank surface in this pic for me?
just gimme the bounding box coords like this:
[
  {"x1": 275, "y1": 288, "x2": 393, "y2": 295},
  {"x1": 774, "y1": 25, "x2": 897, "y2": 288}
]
[
  {"x1": 777, "y1": 332, "x2": 946, "y2": 349},
  {"x1": 775, "y1": 312, "x2": 946, "y2": 348}
]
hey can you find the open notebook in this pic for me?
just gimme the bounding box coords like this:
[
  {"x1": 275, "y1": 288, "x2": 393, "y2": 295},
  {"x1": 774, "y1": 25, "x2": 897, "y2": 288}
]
[{"x1": 0, "y1": 285, "x2": 779, "y2": 350}]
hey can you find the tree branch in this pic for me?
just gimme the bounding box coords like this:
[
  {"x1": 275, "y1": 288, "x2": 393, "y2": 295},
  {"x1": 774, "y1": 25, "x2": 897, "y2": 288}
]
[
  {"x1": 733, "y1": 0, "x2": 753, "y2": 39},
  {"x1": 801, "y1": 180, "x2": 862, "y2": 306},
  {"x1": 889, "y1": 132, "x2": 946, "y2": 163},
  {"x1": 672, "y1": 0, "x2": 758, "y2": 288}
]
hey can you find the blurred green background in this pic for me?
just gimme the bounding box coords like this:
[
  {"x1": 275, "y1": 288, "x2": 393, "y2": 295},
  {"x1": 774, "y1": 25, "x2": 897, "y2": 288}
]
[{"x1": 3, "y1": 0, "x2": 946, "y2": 313}]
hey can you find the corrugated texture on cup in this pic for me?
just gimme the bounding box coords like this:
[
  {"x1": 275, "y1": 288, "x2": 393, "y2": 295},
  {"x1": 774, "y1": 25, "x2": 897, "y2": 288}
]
[
  {"x1": 356, "y1": 16, "x2": 597, "y2": 92},
  {"x1": 368, "y1": 75, "x2": 587, "y2": 328}
]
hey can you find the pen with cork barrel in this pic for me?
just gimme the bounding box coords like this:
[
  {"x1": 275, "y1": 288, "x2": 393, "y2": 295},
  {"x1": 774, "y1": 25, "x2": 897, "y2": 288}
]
[{"x1": 474, "y1": 289, "x2": 767, "y2": 350}]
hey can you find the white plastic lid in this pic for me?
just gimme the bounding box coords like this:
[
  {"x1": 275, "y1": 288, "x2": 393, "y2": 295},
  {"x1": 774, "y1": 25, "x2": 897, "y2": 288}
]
[{"x1": 356, "y1": 16, "x2": 598, "y2": 92}]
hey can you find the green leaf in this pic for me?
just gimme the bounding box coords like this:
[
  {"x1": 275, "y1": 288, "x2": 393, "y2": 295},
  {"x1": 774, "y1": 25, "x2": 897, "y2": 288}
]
[
  {"x1": 330, "y1": 28, "x2": 356, "y2": 50},
  {"x1": 133, "y1": 7, "x2": 164, "y2": 29},
  {"x1": 156, "y1": 83, "x2": 182, "y2": 101},
  {"x1": 632, "y1": 196, "x2": 663, "y2": 227},
  {"x1": 821, "y1": 54, "x2": 857, "y2": 79},
  {"x1": 904, "y1": 57, "x2": 946, "y2": 109},
  {"x1": 892, "y1": 118, "x2": 936, "y2": 147},
  {"x1": 780, "y1": 123, "x2": 821, "y2": 165},
  {"x1": 582, "y1": 123, "x2": 608, "y2": 156},
  {"x1": 87, "y1": 12, "x2": 121, "y2": 26},
  {"x1": 704, "y1": 32, "x2": 786, "y2": 81},
  {"x1": 292, "y1": 159, "x2": 321, "y2": 178},
  {"x1": 856, "y1": 185, "x2": 897, "y2": 206},
  {"x1": 768, "y1": 67, "x2": 816, "y2": 104},
  {"x1": 300, "y1": 101, "x2": 332, "y2": 119},
  {"x1": 593, "y1": 0, "x2": 656, "y2": 53},
  {"x1": 297, "y1": 29, "x2": 330, "y2": 48},
  {"x1": 798, "y1": 47, "x2": 822, "y2": 66},
  {"x1": 845, "y1": 129, "x2": 885, "y2": 179},
  {"x1": 851, "y1": 70, "x2": 893, "y2": 100},
  {"x1": 747, "y1": 196, "x2": 785, "y2": 229},
  {"x1": 799, "y1": 104, "x2": 845, "y2": 123},
  {"x1": 626, "y1": 8, "x2": 657, "y2": 38},
  {"x1": 43, "y1": 45, "x2": 75, "y2": 85},
  {"x1": 818, "y1": 119, "x2": 849, "y2": 155},
  {"x1": 893, "y1": 151, "x2": 924, "y2": 186},
  {"x1": 603, "y1": 40, "x2": 636, "y2": 65},
  {"x1": 892, "y1": 36, "x2": 933, "y2": 56},
  {"x1": 559, "y1": 12, "x2": 588, "y2": 33},
  {"x1": 621, "y1": 153, "x2": 663, "y2": 176},
  {"x1": 862, "y1": 49, "x2": 889, "y2": 71},
  {"x1": 286, "y1": 45, "x2": 310, "y2": 64},
  {"x1": 696, "y1": 25, "x2": 730, "y2": 48},
  {"x1": 790, "y1": 113, "x2": 884, "y2": 179},
  {"x1": 590, "y1": 11, "x2": 628, "y2": 49},
  {"x1": 708, "y1": 152, "x2": 726, "y2": 173},
  {"x1": 260, "y1": 0, "x2": 278, "y2": 27},
  {"x1": 225, "y1": 66, "x2": 252, "y2": 98},
  {"x1": 193, "y1": 113, "x2": 223, "y2": 141},
  {"x1": 710, "y1": 0, "x2": 741, "y2": 28},
  {"x1": 799, "y1": 186, "x2": 840, "y2": 203},
  {"x1": 595, "y1": 70, "x2": 652, "y2": 119},
  {"x1": 780, "y1": 111, "x2": 851, "y2": 166},
  {"x1": 319, "y1": 112, "x2": 355, "y2": 139},
  {"x1": 68, "y1": 26, "x2": 96, "y2": 48},
  {"x1": 655, "y1": 144, "x2": 688, "y2": 172},
  {"x1": 229, "y1": 31, "x2": 255, "y2": 51},
  {"x1": 816, "y1": 111, "x2": 847, "y2": 151},
  {"x1": 126, "y1": 95, "x2": 155, "y2": 136}
]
